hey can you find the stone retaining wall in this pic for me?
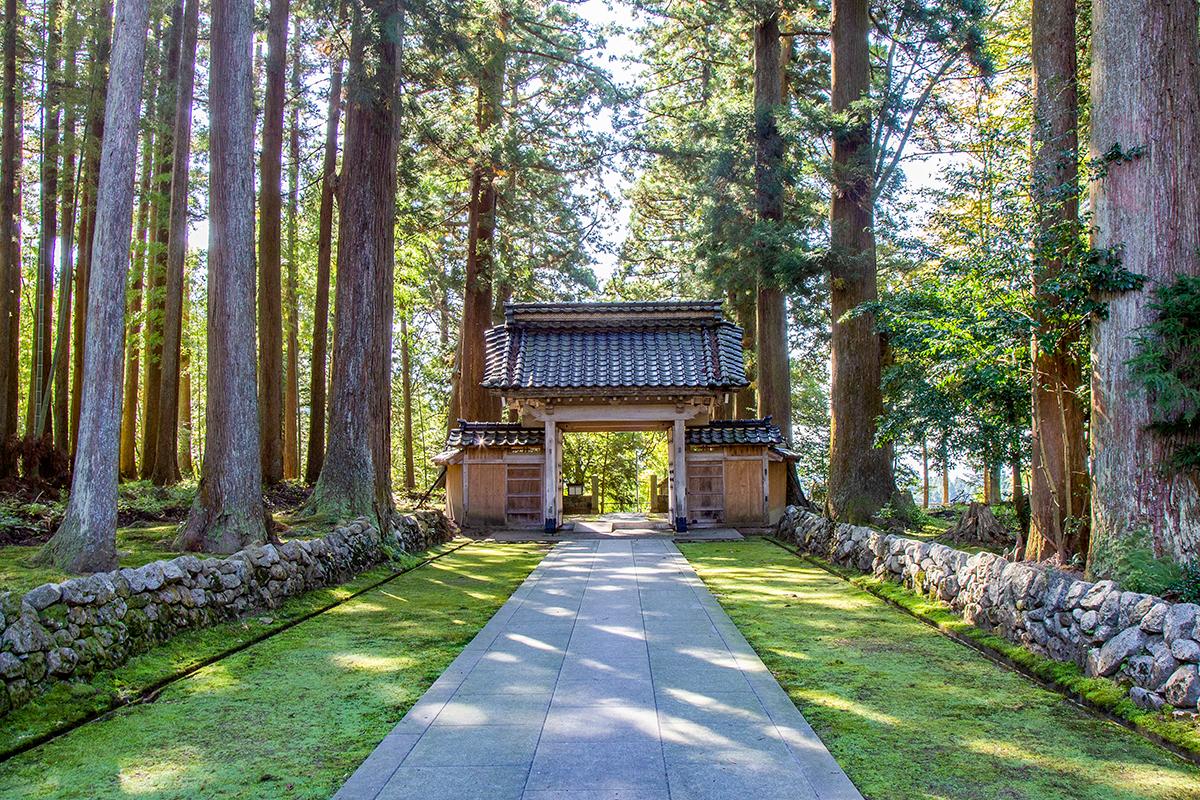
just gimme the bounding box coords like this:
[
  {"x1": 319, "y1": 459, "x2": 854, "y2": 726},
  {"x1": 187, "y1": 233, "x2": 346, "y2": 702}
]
[
  {"x1": 0, "y1": 510, "x2": 454, "y2": 716},
  {"x1": 777, "y1": 506, "x2": 1200, "y2": 715}
]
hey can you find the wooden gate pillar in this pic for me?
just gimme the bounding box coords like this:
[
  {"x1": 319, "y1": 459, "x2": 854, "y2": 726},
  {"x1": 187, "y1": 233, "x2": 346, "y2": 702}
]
[
  {"x1": 544, "y1": 417, "x2": 558, "y2": 532},
  {"x1": 672, "y1": 418, "x2": 688, "y2": 532}
]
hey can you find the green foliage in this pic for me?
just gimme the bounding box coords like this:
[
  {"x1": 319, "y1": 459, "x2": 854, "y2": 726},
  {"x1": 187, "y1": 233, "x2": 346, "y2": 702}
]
[
  {"x1": 1129, "y1": 275, "x2": 1200, "y2": 475},
  {"x1": 1088, "y1": 528, "x2": 1184, "y2": 596},
  {"x1": 1087, "y1": 142, "x2": 1148, "y2": 180},
  {"x1": 681, "y1": 540, "x2": 1200, "y2": 798},
  {"x1": 113, "y1": 481, "x2": 197, "y2": 522},
  {"x1": 0, "y1": 543, "x2": 546, "y2": 798},
  {"x1": 561, "y1": 431, "x2": 667, "y2": 513},
  {"x1": 1176, "y1": 562, "x2": 1200, "y2": 604}
]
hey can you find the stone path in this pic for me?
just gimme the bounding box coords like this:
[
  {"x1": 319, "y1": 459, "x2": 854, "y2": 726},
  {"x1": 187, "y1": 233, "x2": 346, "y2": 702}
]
[{"x1": 333, "y1": 540, "x2": 863, "y2": 800}]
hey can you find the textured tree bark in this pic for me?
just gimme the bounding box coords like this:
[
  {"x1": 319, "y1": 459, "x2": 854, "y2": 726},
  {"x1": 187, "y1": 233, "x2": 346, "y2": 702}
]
[
  {"x1": 120, "y1": 12, "x2": 161, "y2": 479},
  {"x1": 1089, "y1": 0, "x2": 1200, "y2": 567},
  {"x1": 70, "y1": 167, "x2": 92, "y2": 458},
  {"x1": 1012, "y1": 455, "x2": 1030, "y2": 545},
  {"x1": 152, "y1": 0, "x2": 199, "y2": 486},
  {"x1": 752, "y1": 12, "x2": 792, "y2": 444},
  {"x1": 987, "y1": 463, "x2": 1003, "y2": 504},
  {"x1": 941, "y1": 447, "x2": 950, "y2": 505},
  {"x1": 307, "y1": 0, "x2": 399, "y2": 526},
  {"x1": 940, "y1": 448, "x2": 950, "y2": 503},
  {"x1": 827, "y1": 0, "x2": 893, "y2": 523},
  {"x1": 1028, "y1": 0, "x2": 1089, "y2": 562},
  {"x1": 120, "y1": 123, "x2": 154, "y2": 480},
  {"x1": 304, "y1": 35, "x2": 343, "y2": 485},
  {"x1": 69, "y1": 0, "x2": 113, "y2": 461},
  {"x1": 177, "y1": 289, "x2": 193, "y2": 476},
  {"x1": 141, "y1": 0, "x2": 183, "y2": 479},
  {"x1": 283, "y1": 20, "x2": 301, "y2": 480},
  {"x1": 457, "y1": 10, "x2": 506, "y2": 423},
  {"x1": 30, "y1": 0, "x2": 63, "y2": 442},
  {"x1": 730, "y1": 289, "x2": 757, "y2": 419},
  {"x1": 52, "y1": 8, "x2": 82, "y2": 456},
  {"x1": 401, "y1": 314, "x2": 415, "y2": 491},
  {"x1": 177, "y1": 0, "x2": 268, "y2": 553},
  {"x1": 257, "y1": 0, "x2": 289, "y2": 484},
  {"x1": 36, "y1": 0, "x2": 150, "y2": 572},
  {"x1": 921, "y1": 439, "x2": 930, "y2": 508},
  {"x1": 0, "y1": 0, "x2": 20, "y2": 473}
]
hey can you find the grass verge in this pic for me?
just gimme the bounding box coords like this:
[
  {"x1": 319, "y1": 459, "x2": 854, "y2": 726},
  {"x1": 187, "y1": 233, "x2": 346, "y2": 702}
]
[
  {"x1": 777, "y1": 539, "x2": 1200, "y2": 759},
  {"x1": 679, "y1": 539, "x2": 1200, "y2": 800},
  {"x1": 0, "y1": 541, "x2": 546, "y2": 799},
  {"x1": 0, "y1": 542, "x2": 465, "y2": 757}
]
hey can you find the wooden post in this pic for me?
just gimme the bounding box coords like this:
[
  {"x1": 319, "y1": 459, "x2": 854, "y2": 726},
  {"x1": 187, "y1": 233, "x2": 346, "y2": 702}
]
[
  {"x1": 649, "y1": 473, "x2": 657, "y2": 509},
  {"x1": 673, "y1": 418, "x2": 688, "y2": 532},
  {"x1": 591, "y1": 475, "x2": 599, "y2": 513},
  {"x1": 555, "y1": 426, "x2": 563, "y2": 525},
  {"x1": 543, "y1": 417, "x2": 557, "y2": 532}
]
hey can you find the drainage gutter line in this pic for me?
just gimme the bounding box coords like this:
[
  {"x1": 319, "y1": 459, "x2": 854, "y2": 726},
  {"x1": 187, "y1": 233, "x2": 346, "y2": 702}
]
[{"x1": 0, "y1": 538, "x2": 478, "y2": 763}]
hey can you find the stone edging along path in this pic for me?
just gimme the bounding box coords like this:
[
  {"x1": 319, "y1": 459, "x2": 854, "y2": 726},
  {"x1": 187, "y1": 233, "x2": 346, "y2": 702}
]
[
  {"x1": 777, "y1": 506, "x2": 1200, "y2": 716},
  {"x1": 0, "y1": 510, "x2": 453, "y2": 717}
]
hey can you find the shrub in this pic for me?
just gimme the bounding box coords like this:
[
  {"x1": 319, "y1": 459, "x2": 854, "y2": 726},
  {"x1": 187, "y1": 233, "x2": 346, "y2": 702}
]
[{"x1": 1089, "y1": 528, "x2": 1183, "y2": 595}]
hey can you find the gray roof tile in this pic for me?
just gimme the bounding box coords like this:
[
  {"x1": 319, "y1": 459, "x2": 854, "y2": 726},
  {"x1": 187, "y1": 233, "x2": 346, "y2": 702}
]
[
  {"x1": 686, "y1": 418, "x2": 785, "y2": 447},
  {"x1": 482, "y1": 301, "x2": 749, "y2": 391},
  {"x1": 447, "y1": 422, "x2": 545, "y2": 449}
]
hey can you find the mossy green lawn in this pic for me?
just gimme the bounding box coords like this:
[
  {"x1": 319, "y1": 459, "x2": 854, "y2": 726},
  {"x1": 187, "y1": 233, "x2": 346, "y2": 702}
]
[
  {"x1": 0, "y1": 525, "x2": 183, "y2": 596},
  {"x1": 0, "y1": 541, "x2": 547, "y2": 799},
  {"x1": 679, "y1": 539, "x2": 1200, "y2": 800}
]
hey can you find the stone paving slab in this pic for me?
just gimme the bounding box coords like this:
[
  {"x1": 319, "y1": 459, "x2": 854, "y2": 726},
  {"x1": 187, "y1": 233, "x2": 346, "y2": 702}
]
[
  {"x1": 486, "y1": 528, "x2": 745, "y2": 542},
  {"x1": 332, "y1": 540, "x2": 863, "y2": 800}
]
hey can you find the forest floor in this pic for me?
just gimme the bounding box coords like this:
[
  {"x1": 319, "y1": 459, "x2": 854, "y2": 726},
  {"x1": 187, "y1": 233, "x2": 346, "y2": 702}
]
[
  {"x1": 0, "y1": 480, "x2": 349, "y2": 596},
  {"x1": 679, "y1": 539, "x2": 1200, "y2": 800},
  {"x1": 889, "y1": 501, "x2": 1020, "y2": 555},
  {"x1": 0, "y1": 540, "x2": 547, "y2": 799}
]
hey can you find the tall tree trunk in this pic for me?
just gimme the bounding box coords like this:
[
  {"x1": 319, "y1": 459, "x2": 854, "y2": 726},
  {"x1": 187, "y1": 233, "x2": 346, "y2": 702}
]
[
  {"x1": 283, "y1": 19, "x2": 300, "y2": 480},
  {"x1": 987, "y1": 463, "x2": 1002, "y2": 504},
  {"x1": 921, "y1": 439, "x2": 930, "y2": 508},
  {"x1": 152, "y1": 0, "x2": 198, "y2": 486},
  {"x1": 304, "y1": 34, "x2": 343, "y2": 484},
  {"x1": 6, "y1": 95, "x2": 19, "y2": 450},
  {"x1": 1012, "y1": 455, "x2": 1030, "y2": 545},
  {"x1": 31, "y1": 0, "x2": 63, "y2": 443},
  {"x1": 731, "y1": 289, "x2": 757, "y2": 419},
  {"x1": 257, "y1": 0, "x2": 288, "y2": 484},
  {"x1": 70, "y1": 167, "x2": 92, "y2": 457},
  {"x1": 119, "y1": 12, "x2": 162, "y2": 479},
  {"x1": 1028, "y1": 0, "x2": 1089, "y2": 562},
  {"x1": 141, "y1": 0, "x2": 183, "y2": 479},
  {"x1": 457, "y1": 10, "x2": 506, "y2": 423},
  {"x1": 52, "y1": 7, "x2": 82, "y2": 455},
  {"x1": 177, "y1": 280, "x2": 193, "y2": 476},
  {"x1": 401, "y1": 313, "x2": 414, "y2": 491},
  {"x1": 178, "y1": 0, "x2": 268, "y2": 553},
  {"x1": 827, "y1": 0, "x2": 892, "y2": 523},
  {"x1": 37, "y1": 0, "x2": 151, "y2": 572},
  {"x1": 307, "y1": 0, "x2": 399, "y2": 526},
  {"x1": 752, "y1": 12, "x2": 791, "y2": 443},
  {"x1": 941, "y1": 445, "x2": 950, "y2": 506},
  {"x1": 120, "y1": 139, "x2": 153, "y2": 479},
  {"x1": 1088, "y1": 0, "x2": 1200, "y2": 567},
  {"x1": 0, "y1": 0, "x2": 21, "y2": 473},
  {"x1": 70, "y1": 0, "x2": 114, "y2": 460}
]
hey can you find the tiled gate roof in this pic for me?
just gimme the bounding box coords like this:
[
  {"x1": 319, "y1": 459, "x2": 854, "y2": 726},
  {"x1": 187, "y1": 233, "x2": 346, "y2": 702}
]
[
  {"x1": 685, "y1": 418, "x2": 785, "y2": 447},
  {"x1": 482, "y1": 301, "x2": 749, "y2": 392},
  {"x1": 446, "y1": 421, "x2": 545, "y2": 448}
]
